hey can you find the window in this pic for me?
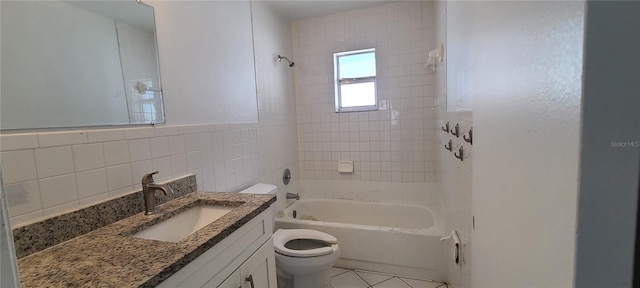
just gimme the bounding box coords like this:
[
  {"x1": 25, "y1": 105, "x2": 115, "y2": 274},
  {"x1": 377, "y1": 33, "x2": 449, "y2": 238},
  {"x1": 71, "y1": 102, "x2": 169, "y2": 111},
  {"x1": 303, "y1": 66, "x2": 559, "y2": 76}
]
[{"x1": 334, "y1": 48, "x2": 377, "y2": 112}]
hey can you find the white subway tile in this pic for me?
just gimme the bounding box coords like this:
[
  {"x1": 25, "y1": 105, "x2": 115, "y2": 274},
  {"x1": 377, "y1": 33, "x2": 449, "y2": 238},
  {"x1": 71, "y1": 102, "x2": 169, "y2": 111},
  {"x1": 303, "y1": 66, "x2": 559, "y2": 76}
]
[
  {"x1": 10, "y1": 211, "x2": 44, "y2": 227},
  {"x1": 106, "y1": 164, "x2": 133, "y2": 191},
  {"x1": 0, "y1": 133, "x2": 39, "y2": 151},
  {"x1": 35, "y1": 146, "x2": 75, "y2": 178},
  {"x1": 153, "y1": 126, "x2": 179, "y2": 137},
  {"x1": 103, "y1": 141, "x2": 130, "y2": 166},
  {"x1": 128, "y1": 139, "x2": 151, "y2": 162},
  {"x1": 38, "y1": 131, "x2": 87, "y2": 147},
  {"x1": 185, "y1": 133, "x2": 201, "y2": 152},
  {"x1": 168, "y1": 135, "x2": 186, "y2": 155},
  {"x1": 76, "y1": 168, "x2": 108, "y2": 199},
  {"x1": 150, "y1": 137, "x2": 171, "y2": 158},
  {"x1": 187, "y1": 151, "x2": 201, "y2": 170},
  {"x1": 170, "y1": 154, "x2": 188, "y2": 176},
  {"x1": 178, "y1": 125, "x2": 199, "y2": 135},
  {"x1": 4, "y1": 181, "x2": 41, "y2": 216},
  {"x1": 199, "y1": 132, "x2": 213, "y2": 149},
  {"x1": 108, "y1": 186, "x2": 134, "y2": 198},
  {"x1": 43, "y1": 201, "x2": 80, "y2": 218},
  {"x1": 152, "y1": 157, "x2": 172, "y2": 180},
  {"x1": 72, "y1": 143, "x2": 105, "y2": 172},
  {"x1": 87, "y1": 129, "x2": 125, "y2": 143},
  {"x1": 124, "y1": 127, "x2": 155, "y2": 139},
  {"x1": 1, "y1": 150, "x2": 37, "y2": 184},
  {"x1": 211, "y1": 131, "x2": 223, "y2": 148},
  {"x1": 39, "y1": 174, "x2": 78, "y2": 209},
  {"x1": 79, "y1": 193, "x2": 109, "y2": 207},
  {"x1": 130, "y1": 160, "x2": 153, "y2": 189}
]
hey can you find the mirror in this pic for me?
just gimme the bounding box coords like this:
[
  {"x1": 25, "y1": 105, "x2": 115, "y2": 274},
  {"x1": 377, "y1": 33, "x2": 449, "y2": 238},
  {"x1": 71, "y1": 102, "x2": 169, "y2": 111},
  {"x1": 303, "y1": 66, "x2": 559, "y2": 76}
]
[
  {"x1": 0, "y1": 0, "x2": 164, "y2": 130},
  {"x1": 445, "y1": 1, "x2": 473, "y2": 112}
]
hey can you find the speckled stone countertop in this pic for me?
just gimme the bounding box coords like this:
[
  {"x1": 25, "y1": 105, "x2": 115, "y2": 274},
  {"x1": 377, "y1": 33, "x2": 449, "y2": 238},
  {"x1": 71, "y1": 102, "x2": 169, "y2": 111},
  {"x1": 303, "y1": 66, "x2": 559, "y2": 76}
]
[{"x1": 17, "y1": 192, "x2": 276, "y2": 288}]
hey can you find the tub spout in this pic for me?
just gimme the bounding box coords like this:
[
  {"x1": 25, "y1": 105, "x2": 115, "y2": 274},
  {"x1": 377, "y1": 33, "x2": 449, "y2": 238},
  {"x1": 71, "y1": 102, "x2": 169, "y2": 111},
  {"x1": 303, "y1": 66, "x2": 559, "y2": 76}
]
[{"x1": 286, "y1": 192, "x2": 300, "y2": 200}]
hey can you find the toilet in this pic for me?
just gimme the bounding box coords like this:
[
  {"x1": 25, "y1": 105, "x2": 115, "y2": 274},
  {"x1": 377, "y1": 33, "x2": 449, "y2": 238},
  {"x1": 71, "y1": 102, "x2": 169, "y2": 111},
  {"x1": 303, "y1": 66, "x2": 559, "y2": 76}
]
[{"x1": 239, "y1": 184, "x2": 341, "y2": 288}]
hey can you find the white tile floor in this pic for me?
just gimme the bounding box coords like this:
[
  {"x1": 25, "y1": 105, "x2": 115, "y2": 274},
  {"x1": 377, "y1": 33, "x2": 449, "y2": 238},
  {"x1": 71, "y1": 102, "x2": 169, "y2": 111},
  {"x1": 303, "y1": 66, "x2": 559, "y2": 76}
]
[{"x1": 329, "y1": 267, "x2": 446, "y2": 288}]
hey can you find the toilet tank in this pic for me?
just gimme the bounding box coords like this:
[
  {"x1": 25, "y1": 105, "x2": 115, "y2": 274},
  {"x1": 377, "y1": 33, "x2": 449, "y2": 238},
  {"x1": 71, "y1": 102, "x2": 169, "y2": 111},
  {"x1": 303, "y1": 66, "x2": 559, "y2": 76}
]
[{"x1": 239, "y1": 183, "x2": 277, "y2": 195}]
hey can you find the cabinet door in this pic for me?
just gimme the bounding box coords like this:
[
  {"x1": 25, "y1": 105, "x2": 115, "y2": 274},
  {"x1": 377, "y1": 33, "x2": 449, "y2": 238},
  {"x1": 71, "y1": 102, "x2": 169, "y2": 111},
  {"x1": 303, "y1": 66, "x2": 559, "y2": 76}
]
[
  {"x1": 240, "y1": 240, "x2": 277, "y2": 288},
  {"x1": 217, "y1": 269, "x2": 241, "y2": 288}
]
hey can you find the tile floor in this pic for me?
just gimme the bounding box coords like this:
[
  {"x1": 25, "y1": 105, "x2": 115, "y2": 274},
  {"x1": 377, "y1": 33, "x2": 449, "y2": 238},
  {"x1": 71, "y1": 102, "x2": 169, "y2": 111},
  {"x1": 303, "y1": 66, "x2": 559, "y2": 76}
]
[{"x1": 330, "y1": 267, "x2": 447, "y2": 288}]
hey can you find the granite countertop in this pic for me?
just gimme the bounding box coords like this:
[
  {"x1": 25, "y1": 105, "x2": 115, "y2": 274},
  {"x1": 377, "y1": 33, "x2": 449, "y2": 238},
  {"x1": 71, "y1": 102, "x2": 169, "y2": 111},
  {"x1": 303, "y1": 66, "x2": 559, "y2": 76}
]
[{"x1": 17, "y1": 192, "x2": 276, "y2": 287}]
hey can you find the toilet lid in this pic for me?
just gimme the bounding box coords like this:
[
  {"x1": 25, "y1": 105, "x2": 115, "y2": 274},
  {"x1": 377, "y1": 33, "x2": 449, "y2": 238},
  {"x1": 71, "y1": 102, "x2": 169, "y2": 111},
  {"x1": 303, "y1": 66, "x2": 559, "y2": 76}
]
[{"x1": 273, "y1": 229, "x2": 338, "y2": 257}]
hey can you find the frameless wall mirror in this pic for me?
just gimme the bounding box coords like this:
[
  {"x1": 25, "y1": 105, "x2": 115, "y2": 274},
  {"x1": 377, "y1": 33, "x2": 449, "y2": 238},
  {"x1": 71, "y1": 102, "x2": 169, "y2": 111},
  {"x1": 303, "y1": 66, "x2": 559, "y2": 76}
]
[
  {"x1": 0, "y1": 0, "x2": 164, "y2": 130},
  {"x1": 445, "y1": 1, "x2": 473, "y2": 112}
]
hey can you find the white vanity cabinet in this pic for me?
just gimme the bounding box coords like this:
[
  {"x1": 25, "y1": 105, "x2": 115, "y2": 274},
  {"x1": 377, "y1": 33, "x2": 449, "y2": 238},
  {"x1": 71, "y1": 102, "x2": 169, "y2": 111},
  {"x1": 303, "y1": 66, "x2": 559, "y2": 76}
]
[
  {"x1": 214, "y1": 240, "x2": 277, "y2": 288},
  {"x1": 157, "y1": 208, "x2": 276, "y2": 288}
]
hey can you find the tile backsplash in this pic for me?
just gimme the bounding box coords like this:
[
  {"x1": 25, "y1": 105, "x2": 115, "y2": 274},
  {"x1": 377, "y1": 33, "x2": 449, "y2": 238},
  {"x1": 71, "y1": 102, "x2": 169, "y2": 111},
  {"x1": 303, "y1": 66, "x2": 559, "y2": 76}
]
[
  {"x1": 1, "y1": 123, "x2": 298, "y2": 227},
  {"x1": 292, "y1": 1, "x2": 438, "y2": 183},
  {"x1": 12, "y1": 175, "x2": 196, "y2": 258}
]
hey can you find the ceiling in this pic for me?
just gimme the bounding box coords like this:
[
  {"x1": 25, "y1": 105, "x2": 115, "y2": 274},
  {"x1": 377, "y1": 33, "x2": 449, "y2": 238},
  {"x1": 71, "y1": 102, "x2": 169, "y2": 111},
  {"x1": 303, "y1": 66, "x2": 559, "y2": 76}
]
[{"x1": 263, "y1": 0, "x2": 397, "y2": 21}]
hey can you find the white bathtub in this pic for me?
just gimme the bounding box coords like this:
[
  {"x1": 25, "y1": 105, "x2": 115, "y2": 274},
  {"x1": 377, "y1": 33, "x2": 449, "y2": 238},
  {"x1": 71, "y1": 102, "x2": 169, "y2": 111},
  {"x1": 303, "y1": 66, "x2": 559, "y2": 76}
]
[{"x1": 275, "y1": 198, "x2": 446, "y2": 280}]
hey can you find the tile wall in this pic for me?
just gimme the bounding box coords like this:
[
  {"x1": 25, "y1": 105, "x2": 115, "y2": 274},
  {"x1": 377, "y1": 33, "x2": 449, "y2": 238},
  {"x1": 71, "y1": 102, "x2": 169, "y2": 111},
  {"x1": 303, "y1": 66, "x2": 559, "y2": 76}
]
[
  {"x1": 292, "y1": 1, "x2": 438, "y2": 183},
  {"x1": 1, "y1": 123, "x2": 297, "y2": 227}
]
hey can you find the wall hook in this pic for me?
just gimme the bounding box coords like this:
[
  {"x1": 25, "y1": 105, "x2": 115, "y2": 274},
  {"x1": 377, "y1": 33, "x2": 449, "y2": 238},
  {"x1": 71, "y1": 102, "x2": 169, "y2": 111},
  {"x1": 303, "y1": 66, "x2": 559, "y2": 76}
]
[
  {"x1": 454, "y1": 146, "x2": 464, "y2": 161},
  {"x1": 450, "y1": 123, "x2": 460, "y2": 137},
  {"x1": 442, "y1": 121, "x2": 450, "y2": 133},
  {"x1": 463, "y1": 127, "x2": 473, "y2": 145},
  {"x1": 444, "y1": 139, "x2": 453, "y2": 151}
]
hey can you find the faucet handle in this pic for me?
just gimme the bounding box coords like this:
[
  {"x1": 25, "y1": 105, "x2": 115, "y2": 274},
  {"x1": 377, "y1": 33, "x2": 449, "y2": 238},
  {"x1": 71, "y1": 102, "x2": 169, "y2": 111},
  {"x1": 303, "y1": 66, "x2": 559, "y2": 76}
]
[{"x1": 141, "y1": 171, "x2": 159, "y2": 185}]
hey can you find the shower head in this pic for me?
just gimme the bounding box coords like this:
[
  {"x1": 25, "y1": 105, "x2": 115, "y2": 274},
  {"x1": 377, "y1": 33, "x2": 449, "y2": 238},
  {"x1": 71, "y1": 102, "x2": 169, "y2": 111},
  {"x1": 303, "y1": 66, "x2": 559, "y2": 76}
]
[{"x1": 277, "y1": 55, "x2": 295, "y2": 67}]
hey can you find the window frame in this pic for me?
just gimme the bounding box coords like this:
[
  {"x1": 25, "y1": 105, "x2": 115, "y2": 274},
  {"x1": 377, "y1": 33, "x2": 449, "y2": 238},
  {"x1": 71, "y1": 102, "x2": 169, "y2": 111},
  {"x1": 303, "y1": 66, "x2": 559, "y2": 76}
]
[{"x1": 333, "y1": 48, "x2": 377, "y2": 113}]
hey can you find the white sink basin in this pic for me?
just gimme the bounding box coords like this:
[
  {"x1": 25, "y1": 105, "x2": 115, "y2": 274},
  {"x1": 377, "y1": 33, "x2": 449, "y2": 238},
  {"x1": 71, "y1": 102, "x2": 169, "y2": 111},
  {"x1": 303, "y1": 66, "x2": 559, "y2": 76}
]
[{"x1": 133, "y1": 205, "x2": 234, "y2": 242}]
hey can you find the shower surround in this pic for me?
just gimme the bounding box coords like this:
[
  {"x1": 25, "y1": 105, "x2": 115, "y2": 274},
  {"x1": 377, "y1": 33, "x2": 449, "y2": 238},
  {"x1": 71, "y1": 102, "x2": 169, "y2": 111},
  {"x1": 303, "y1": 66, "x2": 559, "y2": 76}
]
[{"x1": 292, "y1": 1, "x2": 438, "y2": 183}]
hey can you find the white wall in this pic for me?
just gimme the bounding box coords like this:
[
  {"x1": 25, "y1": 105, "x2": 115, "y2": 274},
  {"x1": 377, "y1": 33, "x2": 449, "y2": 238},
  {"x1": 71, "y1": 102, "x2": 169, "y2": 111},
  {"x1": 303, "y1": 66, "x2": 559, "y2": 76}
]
[
  {"x1": 435, "y1": 1, "x2": 472, "y2": 286},
  {"x1": 0, "y1": 1, "x2": 129, "y2": 129},
  {"x1": 292, "y1": 1, "x2": 438, "y2": 183},
  {"x1": 152, "y1": 0, "x2": 259, "y2": 125},
  {"x1": 1, "y1": 2, "x2": 298, "y2": 228},
  {"x1": 469, "y1": 1, "x2": 584, "y2": 287},
  {"x1": 574, "y1": 2, "x2": 640, "y2": 286}
]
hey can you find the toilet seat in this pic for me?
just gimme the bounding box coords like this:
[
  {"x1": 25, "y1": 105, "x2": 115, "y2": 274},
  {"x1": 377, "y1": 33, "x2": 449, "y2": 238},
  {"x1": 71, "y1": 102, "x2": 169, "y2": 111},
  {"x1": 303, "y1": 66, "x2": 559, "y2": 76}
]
[{"x1": 273, "y1": 229, "x2": 338, "y2": 257}]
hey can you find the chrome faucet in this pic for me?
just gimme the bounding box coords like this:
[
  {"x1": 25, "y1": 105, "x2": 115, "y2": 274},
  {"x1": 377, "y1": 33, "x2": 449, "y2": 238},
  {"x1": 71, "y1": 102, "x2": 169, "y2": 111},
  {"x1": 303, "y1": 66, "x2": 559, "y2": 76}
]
[
  {"x1": 142, "y1": 171, "x2": 174, "y2": 215},
  {"x1": 286, "y1": 192, "x2": 300, "y2": 200}
]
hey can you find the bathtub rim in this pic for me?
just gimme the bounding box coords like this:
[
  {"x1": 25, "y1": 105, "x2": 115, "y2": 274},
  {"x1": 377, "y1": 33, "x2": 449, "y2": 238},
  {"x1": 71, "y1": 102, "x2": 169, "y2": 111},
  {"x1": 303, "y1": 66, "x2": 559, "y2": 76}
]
[{"x1": 277, "y1": 198, "x2": 445, "y2": 236}]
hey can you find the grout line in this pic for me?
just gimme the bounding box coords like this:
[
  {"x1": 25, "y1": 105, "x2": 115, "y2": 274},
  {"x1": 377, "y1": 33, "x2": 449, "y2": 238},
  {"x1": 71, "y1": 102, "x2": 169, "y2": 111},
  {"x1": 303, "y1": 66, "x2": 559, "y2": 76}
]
[
  {"x1": 332, "y1": 267, "x2": 445, "y2": 288},
  {"x1": 398, "y1": 277, "x2": 416, "y2": 288},
  {"x1": 329, "y1": 267, "x2": 352, "y2": 278},
  {"x1": 354, "y1": 270, "x2": 393, "y2": 287},
  {"x1": 354, "y1": 271, "x2": 376, "y2": 287},
  {"x1": 353, "y1": 268, "x2": 434, "y2": 282}
]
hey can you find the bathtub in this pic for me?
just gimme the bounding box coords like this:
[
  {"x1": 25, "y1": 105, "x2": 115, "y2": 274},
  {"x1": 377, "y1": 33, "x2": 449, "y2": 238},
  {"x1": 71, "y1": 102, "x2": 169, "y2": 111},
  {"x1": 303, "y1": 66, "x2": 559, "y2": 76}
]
[{"x1": 275, "y1": 198, "x2": 446, "y2": 280}]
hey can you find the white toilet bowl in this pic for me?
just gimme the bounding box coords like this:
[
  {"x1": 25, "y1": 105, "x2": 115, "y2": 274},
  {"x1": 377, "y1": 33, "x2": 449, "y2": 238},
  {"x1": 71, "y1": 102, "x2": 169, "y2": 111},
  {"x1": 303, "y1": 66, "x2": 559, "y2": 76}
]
[
  {"x1": 239, "y1": 184, "x2": 341, "y2": 288},
  {"x1": 273, "y1": 229, "x2": 341, "y2": 288}
]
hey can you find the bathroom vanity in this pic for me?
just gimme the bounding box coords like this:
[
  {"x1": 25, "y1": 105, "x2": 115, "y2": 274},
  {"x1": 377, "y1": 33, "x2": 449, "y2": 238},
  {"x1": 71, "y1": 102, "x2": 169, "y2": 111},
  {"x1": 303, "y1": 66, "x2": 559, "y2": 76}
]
[
  {"x1": 157, "y1": 206, "x2": 276, "y2": 287},
  {"x1": 15, "y1": 189, "x2": 277, "y2": 287}
]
